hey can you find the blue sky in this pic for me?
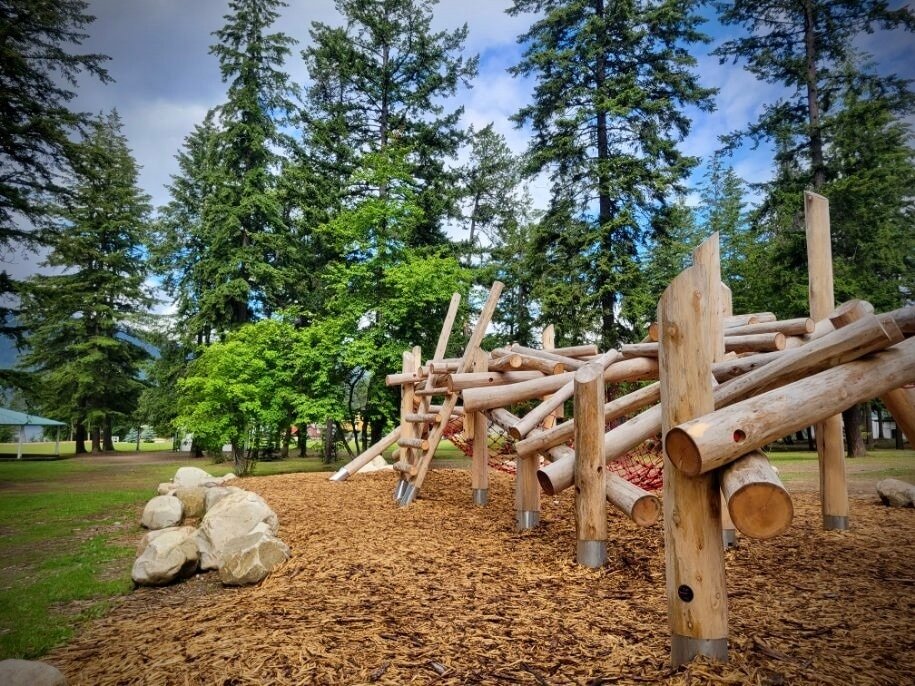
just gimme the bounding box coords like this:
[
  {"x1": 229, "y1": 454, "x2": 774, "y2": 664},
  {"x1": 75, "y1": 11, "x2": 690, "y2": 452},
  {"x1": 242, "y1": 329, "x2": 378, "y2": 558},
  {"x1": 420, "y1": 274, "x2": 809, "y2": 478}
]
[{"x1": 3, "y1": 0, "x2": 913, "y2": 287}]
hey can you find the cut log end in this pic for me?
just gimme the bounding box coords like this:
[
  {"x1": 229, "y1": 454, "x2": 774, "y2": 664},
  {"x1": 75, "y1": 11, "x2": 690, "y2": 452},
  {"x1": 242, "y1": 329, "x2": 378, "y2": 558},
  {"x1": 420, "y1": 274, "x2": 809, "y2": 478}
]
[
  {"x1": 727, "y1": 482, "x2": 794, "y2": 539},
  {"x1": 537, "y1": 468, "x2": 557, "y2": 496},
  {"x1": 631, "y1": 494, "x2": 661, "y2": 527},
  {"x1": 664, "y1": 428, "x2": 703, "y2": 476}
]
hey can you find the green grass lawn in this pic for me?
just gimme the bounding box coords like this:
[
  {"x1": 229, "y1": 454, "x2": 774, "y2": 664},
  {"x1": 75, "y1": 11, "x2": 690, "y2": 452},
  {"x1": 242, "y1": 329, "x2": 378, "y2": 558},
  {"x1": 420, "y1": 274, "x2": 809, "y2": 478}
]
[
  {"x1": 0, "y1": 440, "x2": 172, "y2": 456},
  {"x1": 0, "y1": 452, "x2": 347, "y2": 659}
]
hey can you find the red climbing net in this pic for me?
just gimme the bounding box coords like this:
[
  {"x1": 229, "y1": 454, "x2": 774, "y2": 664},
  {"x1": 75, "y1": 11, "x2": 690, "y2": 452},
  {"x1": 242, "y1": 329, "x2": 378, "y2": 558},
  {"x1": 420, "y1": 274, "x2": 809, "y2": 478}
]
[{"x1": 442, "y1": 417, "x2": 664, "y2": 492}]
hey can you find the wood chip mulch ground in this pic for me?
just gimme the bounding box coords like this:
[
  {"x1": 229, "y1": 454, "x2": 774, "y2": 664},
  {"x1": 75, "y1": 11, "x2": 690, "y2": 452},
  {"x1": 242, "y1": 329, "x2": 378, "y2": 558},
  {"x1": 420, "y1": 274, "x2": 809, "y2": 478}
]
[{"x1": 47, "y1": 469, "x2": 914, "y2": 685}]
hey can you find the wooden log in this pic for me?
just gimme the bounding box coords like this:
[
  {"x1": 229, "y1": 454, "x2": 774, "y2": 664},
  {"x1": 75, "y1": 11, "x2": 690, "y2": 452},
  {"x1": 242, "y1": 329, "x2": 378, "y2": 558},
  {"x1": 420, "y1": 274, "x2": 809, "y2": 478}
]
[
  {"x1": 427, "y1": 361, "x2": 461, "y2": 374},
  {"x1": 574, "y1": 362, "x2": 607, "y2": 567},
  {"x1": 397, "y1": 437, "x2": 429, "y2": 451},
  {"x1": 408, "y1": 283, "x2": 504, "y2": 501},
  {"x1": 666, "y1": 336, "x2": 915, "y2": 476},
  {"x1": 426, "y1": 404, "x2": 465, "y2": 416},
  {"x1": 805, "y1": 190, "x2": 848, "y2": 530},
  {"x1": 471, "y1": 349, "x2": 490, "y2": 505},
  {"x1": 414, "y1": 386, "x2": 449, "y2": 396},
  {"x1": 386, "y1": 370, "x2": 425, "y2": 386},
  {"x1": 718, "y1": 284, "x2": 736, "y2": 548},
  {"x1": 463, "y1": 356, "x2": 658, "y2": 412},
  {"x1": 606, "y1": 473, "x2": 660, "y2": 527},
  {"x1": 661, "y1": 235, "x2": 728, "y2": 665},
  {"x1": 721, "y1": 451, "x2": 793, "y2": 540},
  {"x1": 724, "y1": 332, "x2": 786, "y2": 353},
  {"x1": 509, "y1": 351, "x2": 622, "y2": 440},
  {"x1": 331, "y1": 426, "x2": 401, "y2": 481},
  {"x1": 517, "y1": 380, "x2": 659, "y2": 458},
  {"x1": 392, "y1": 460, "x2": 416, "y2": 474},
  {"x1": 540, "y1": 325, "x2": 562, "y2": 430},
  {"x1": 712, "y1": 351, "x2": 783, "y2": 381},
  {"x1": 621, "y1": 333, "x2": 785, "y2": 359},
  {"x1": 510, "y1": 344, "x2": 587, "y2": 371},
  {"x1": 488, "y1": 407, "x2": 522, "y2": 433},
  {"x1": 487, "y1": 353, "x2": 522, "y2": 371},
  {"x1": 724, "y1": 312, "x2": 776, "y2": 328},
  {"x1": 724, "y1": 318, "x2": 814, "y2": 337},
  {"x1": 444, "y1": 370, "x2": 543, "y2": 392},
  {"x1": 404, "y1": 412, "x2": 437, "y2": 423},
  {"x1": 513, "y1": 353, "x2": 565, "y2": 375},
  {"x1": 882, "y1": 387, "x2": 915, "y2": 447},
  {"x1": 883, "y1": 304, "x2": 915, "y2": 335},
  {"x1": 398, "y1": 351, "x2": 419, "y2": 485},
  {"x1": 551, "y1": 344, "x2": 600, "y2": 358}
]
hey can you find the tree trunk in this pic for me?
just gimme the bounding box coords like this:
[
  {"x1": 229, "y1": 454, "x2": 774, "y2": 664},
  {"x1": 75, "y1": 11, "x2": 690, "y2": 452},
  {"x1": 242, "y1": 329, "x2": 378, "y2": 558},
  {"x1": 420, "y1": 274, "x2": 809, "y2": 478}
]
[
  {"x1": 297, "y1": 424, "x2": 306, "y2": 457},
  {"x1": 371, "y1": 418, "x2": 383, "y2": 447},
  {"x1": 803, "y1": 0, "x2": 826, "y2": 189},
  {"x1": 102, "y1": 416, "x2": 114, "y2": 451},
  {"x1": 74, "y1": 421, "x2": 88, "y2": 454},
  {"x1": 807, "y1": 427, "x2": 815, "y2": 451},
  {"x1": 281, "y1": 426, "x2": 291, "y2": 459},
  {"x1": 136, "y1": 425, "x2": 141, "y2": 452},
  {"x1": 232, "y1": 440, "x2": 247, "y2": 476},
  {"x1": 90, "y1": 425, "x2": 101, "y2": 453},
  {"x1": 842, "y1": 404, "x2": 866, "y2": 457},
  {"x1": 864, "y1": 402, "x2": 874, "y2": 449},
  {"x1": 876, "y1": 405, "x2": 884, "y2": 439},
  {"x1": 323, "y1": 417, "x2": 335, "y2": 463}
]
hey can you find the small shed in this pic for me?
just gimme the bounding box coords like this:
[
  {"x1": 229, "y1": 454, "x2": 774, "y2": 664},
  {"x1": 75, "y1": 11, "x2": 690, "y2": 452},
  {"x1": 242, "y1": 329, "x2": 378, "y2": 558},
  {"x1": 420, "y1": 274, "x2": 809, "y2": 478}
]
[{"x1": 0, "y1": 408, "x2": 67, "y2": 459}]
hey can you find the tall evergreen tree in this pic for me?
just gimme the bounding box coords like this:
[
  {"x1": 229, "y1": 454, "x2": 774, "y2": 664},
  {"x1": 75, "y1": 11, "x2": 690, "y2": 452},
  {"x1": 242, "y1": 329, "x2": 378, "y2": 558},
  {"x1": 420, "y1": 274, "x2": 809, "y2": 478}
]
[
  {"x1": 715, "y1": 0, "x2": 915, "y2": 455},
  {"x1": 0, "y1": 0, "x2": 110, "y2": 344},
  {"x1": 509, "y1": 0, "x2": 715, "y2": 348},
  {"x1": 19, "y1": 111, "x2": 151, "y2": 453},
  {"x1": 155, "y1": 0, "x2": 299, "y2": 340},
  {"x1": 303, "y1": 0, "x2": 478, "y2": 245}
]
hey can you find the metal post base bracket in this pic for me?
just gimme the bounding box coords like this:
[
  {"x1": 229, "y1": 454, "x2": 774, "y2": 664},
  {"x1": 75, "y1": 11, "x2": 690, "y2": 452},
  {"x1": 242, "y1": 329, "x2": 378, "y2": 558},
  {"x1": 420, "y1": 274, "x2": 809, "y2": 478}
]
[
  {"x1": 399, "y1": 483, "x2": 418, "y2": 507},
  {"x1": 516, "y1": 510, "x2": 540, "y2": 530},
  {"x1": 671, "y1": 634, "x2": 728, "y2": 667},
  {"x1": 394, "y1": 479, "x2": 407, "y2": 501},
  {"x1": 472, "y1": 489, "x2": 489, "y2": 506},
  {"x1": 329, "y1": 467, "x2": 350, "y2": 482},
  {"x1": 824, "y1": 514, "x2": 849, "y2": 531},
  {"x1": 577, "y1": 540, "x2": 607, "y2": 568},
  {"x1": 722, "y1": 529, "x2": 738, "y2": 549}
]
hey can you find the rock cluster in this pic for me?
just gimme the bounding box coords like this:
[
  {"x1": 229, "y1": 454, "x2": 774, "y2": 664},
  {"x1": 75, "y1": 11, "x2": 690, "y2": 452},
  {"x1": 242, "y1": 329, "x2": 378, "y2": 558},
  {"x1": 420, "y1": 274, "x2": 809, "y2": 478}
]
[{"x1": 133, "y1": 467, "x2": 289, "y2": 587}]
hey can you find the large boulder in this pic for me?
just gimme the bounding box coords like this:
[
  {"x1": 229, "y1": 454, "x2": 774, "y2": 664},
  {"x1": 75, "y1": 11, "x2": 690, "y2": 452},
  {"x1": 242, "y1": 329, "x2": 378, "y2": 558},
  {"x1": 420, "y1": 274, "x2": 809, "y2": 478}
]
[
  {"x1": 140, "y1": 495, "x2": 183, "y2": 530},
  {"x1": 173, "y1": 466, "x2": 214, "y2": 488},
  {"x1": 132, "y1": 527, "x2": 199, "y2": 585},
  {"x1": 877, "y1": 478, "x2": 915, "y2": 507},
  {"x1": 204, "y1": 485, "x2": 243, "y2": 512},
  {"x1": 195, "y1": 491, "x2": 279, "y2": 570},
  {"x1": 360, "y1": 454, "x2": 392, "y2": 473},
  {"x1": 0, "y1": 660, "x2": 67, "y2": 686},
  {"x1": 136, "y1": 526, "x2": 196, "y2": 557},
  {"x1": 156, "y1": 482, "x2": 175, "y2": 496},
  {"x1": 218, "y1": 530, "x2": 290, "y2": 586},
  {"x1": 174, "y1": 486, "x2": 206, "y2": 519}
]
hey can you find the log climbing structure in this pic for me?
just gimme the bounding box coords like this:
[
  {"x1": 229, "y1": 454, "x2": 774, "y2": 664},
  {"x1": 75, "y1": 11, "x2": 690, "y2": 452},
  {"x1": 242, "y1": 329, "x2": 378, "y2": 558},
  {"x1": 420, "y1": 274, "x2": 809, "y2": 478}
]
[{"x1": 330, "y1": 191, "x2": 915, "y2": 667}]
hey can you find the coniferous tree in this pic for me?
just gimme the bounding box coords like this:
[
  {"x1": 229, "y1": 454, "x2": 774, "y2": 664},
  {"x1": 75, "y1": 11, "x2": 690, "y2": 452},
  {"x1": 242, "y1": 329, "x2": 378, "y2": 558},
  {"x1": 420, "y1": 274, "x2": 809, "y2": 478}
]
[
  {"x1": 0, "y1": 0, "x2": 110, "y2": 345},
  {"x1": 715, "y1": 0, "x2": 915, "y2": 455},
  {"x1": 509, "y1": 0, "x2": 715, "y2": 348},
  {"x1": 303, "y1": 0, "x2": 478, "y2": 245},
  {"x1": 20, "y1": 111, "x2": 151, "y2": 453}
]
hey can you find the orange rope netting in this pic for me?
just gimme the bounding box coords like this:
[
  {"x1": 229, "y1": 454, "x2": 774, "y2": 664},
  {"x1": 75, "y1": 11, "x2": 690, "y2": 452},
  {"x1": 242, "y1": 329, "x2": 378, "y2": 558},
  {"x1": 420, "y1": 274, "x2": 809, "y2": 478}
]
[{"x1": 442, "y1": 417, "x2": 664, "y2": 491}]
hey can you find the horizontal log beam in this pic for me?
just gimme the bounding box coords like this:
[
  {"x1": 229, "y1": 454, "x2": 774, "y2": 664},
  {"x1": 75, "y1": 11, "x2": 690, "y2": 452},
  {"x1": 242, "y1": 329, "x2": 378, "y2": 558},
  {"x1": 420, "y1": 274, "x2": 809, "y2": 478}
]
[
  {"x1": 666, "y1": 336, "x2": 915, "y2": 476},
  {"x1": 721, "y1": 451, "x2": 792, "y2": 540}
]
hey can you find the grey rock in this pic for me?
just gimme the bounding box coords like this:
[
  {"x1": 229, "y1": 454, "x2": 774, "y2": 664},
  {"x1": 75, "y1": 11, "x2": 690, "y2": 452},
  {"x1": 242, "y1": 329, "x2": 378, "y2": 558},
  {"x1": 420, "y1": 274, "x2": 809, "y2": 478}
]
[
  {"x1": 140, "y1": 495, "x2": 183, "y2": 530},
  {"x1": 174, "y1": 486, "x2": 206, "y2": 519},
  {"x1": 136, "y1": 526, "x2": 196, "y2": 557},
  {"x1": 877, "y1": 478, "x2": 915, "y2": 507},
  {"x1": 156, "y1": 482, "x2": 175, "y2": 496},
  {"x1": 0, "y1": 660, "x2": 67, "y2": 686},
  {"x1": 195, "y1": 491, "x2": 279, "y2": 570},
  {"x1": 218, "y1": 531, "x2": 290, "y2": 586},
  {"x1": 132, "y1": 527, "x2": 199, "y2": 586},
  {"x1": 173, "y1": 466, "x2": 214, "y2": 488}
]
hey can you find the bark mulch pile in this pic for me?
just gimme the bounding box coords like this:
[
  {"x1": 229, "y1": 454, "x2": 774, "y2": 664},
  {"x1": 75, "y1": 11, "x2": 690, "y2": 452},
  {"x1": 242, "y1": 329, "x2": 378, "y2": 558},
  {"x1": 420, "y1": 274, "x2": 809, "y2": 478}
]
[{"x1": 47, "y1": 469, "x2": 914, "y2": 685}]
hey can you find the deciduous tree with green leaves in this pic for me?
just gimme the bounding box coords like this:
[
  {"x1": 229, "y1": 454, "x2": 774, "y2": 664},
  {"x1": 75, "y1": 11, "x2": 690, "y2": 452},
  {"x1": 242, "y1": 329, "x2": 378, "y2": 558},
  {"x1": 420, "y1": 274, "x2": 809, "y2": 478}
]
[{"x1": 19, "y1": 111, "x2": 152, "y2": 453}]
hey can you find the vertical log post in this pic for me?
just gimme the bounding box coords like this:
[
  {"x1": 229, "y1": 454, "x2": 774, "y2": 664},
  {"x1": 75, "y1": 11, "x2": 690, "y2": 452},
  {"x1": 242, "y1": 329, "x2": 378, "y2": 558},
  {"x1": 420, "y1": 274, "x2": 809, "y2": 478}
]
[
  {"x1": 806, "y1": 191, "x2": 849, "y2": 531},
  {"x1": 471, "y1": 348, "x2": 490, "y2": 505},
  {"x1": 660, "y1": 234, "x2": 728, "y2": 666},
  {"x1": 718, "y1": 284, "x2": 737, "y2": 549},
  {"x1": 394, "y1": 349, "x2": 418, "y2": 500},
  {"x1": 574, "y1": 362, "x2": 607, "y2": 567}
]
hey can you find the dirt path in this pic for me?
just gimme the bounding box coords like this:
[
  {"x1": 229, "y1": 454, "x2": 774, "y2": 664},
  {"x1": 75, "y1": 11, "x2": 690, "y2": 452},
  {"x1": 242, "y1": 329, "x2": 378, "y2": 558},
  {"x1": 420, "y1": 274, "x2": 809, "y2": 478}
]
[{"x1": 46, "y1": 469, "x2": 915, "y2": 685}]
